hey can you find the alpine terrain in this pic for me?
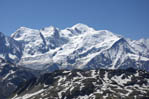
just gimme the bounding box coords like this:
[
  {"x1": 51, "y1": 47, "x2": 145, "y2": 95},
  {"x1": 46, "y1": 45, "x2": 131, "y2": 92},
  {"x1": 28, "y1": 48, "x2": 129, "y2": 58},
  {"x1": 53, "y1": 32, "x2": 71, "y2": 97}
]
[
  {"x1": 12, "y1": 68, "x2": 149, "y2": 99},
  {"x1": 0, "y1": 58, "x2": 35, "y2": 99},
  {"x1": 0, "y1": 23, "x2": 149, "y2": 99},
  {"x1": 0, "y1": 23, "x2": 149, "y2": 71}
]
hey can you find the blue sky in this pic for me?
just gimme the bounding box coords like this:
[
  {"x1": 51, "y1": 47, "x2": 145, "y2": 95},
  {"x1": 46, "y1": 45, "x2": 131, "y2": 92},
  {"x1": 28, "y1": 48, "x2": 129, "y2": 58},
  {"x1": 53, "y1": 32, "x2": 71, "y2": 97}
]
[{"x1": 0, "y1": 0, "x2": 149, "y2": 39}]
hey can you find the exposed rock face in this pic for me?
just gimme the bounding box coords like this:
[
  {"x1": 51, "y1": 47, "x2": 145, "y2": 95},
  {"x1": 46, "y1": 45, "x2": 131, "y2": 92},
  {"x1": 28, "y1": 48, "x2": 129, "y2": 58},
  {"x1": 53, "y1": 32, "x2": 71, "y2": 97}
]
[
  {"x1": 0, "y1": 32, "x2": 22, "y2": 63},
  {"x1": 12, "y1": 68, "x2": 149, "y2": 99},
  {"x1": 0, "y1": 58, "x2": 35, "y2": 99}
]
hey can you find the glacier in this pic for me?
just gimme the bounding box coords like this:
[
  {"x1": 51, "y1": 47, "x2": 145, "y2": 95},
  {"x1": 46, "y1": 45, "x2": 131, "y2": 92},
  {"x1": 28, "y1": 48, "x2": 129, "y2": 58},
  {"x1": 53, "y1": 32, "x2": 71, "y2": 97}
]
[{"x1": 0, "y1": 23, "x2": 149, "y2": 71}]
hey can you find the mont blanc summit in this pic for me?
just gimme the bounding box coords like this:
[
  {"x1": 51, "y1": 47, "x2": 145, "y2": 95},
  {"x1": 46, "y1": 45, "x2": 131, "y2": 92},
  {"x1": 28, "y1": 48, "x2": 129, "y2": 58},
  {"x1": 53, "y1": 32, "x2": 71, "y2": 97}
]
[{"x1": 0, "y1": 24, "x2": 149, "y2": 71}]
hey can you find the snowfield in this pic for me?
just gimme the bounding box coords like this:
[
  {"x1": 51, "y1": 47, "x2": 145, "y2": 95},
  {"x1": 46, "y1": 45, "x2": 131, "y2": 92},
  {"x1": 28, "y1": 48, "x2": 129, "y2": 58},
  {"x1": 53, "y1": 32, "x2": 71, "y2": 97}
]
[{"x1": 0, "y1": 23, "x2": 148, "y2": 71}]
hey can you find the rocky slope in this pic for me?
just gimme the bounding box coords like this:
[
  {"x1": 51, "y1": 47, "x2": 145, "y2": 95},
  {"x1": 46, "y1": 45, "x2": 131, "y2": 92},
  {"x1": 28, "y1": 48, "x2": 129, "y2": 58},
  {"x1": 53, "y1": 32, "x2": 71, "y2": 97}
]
[
  {"x1": 0, "y1": 32, "x2": 22, "y2": 63},
  {"x1": 12, "y1": 68, "x2": 149, "y2": 99},
  {"x1": 0, "y1": 58, "x2": 35, "y2": 99}
]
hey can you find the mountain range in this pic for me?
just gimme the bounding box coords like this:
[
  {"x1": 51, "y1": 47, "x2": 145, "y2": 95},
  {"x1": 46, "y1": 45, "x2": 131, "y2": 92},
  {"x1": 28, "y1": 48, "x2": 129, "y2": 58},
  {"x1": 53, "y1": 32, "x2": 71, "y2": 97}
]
[
  {"x1": 0, "y1": 23, "x2": 149, "y2": 71},
  {"x1": 0, "y1": 23, "x2": 149, "y2": 99}
]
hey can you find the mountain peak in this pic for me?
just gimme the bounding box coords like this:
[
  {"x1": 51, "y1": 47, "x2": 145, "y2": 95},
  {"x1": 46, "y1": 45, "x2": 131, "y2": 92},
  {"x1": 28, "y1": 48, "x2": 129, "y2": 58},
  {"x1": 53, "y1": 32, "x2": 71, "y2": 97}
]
[
  {"x1": 72, "y1": 23, "x2": 90, "y2": 28},
  {"x1": 16, "y1": 26, "x2": 32, "y2": 31},
  {"x1": 69, "y1": 23, "x2": 95, "y2": 33},
  {"x1": 40, "y1": 26, "x2": 60, "y2": 38},
  {"x1": 11, "y1": 26, "x2": 39, "y2": 39},
  {"x1": 41, "y1": 26, "x2": 58, "y2": 33}
]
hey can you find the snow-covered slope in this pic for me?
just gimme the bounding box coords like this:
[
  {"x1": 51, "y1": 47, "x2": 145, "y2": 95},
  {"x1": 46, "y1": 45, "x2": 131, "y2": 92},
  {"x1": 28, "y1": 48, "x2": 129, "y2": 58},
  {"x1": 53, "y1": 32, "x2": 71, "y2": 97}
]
[
  {"x1": 130, "y1": 38, "x2": 149, "y2": 58},
  {"x1": 0, "y1": 23, "x2": 148, "y2": 71},
  {"x1": 86, "y1": 38, "x2": 149, "y2": 70},
  {"x1": 11, "y1": 27, "x2": 49, "y2": 57}
]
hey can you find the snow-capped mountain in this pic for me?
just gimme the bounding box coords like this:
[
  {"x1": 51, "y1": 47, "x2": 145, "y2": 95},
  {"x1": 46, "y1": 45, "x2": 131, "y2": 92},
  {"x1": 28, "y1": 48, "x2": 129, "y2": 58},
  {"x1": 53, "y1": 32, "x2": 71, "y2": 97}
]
[
  {"x1": 0, "y1": 24, "x2": 149, "y2": 99},
  {"x1": 11, "y1": 68, "x2": 149, "y2": 99},
  {"x1": 0, "y1": 23, "x2": 149, "y2": 71}
]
